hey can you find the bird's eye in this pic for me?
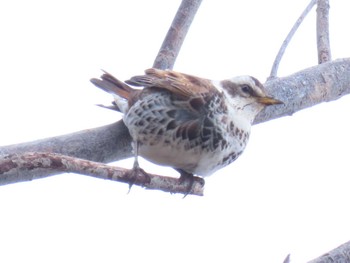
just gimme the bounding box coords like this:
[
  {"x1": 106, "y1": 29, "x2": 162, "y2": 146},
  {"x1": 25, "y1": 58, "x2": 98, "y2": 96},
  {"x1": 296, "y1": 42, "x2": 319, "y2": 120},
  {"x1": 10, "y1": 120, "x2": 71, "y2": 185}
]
[{"x1": 241, "y1": 85, "x2": 252, "y2": 94}]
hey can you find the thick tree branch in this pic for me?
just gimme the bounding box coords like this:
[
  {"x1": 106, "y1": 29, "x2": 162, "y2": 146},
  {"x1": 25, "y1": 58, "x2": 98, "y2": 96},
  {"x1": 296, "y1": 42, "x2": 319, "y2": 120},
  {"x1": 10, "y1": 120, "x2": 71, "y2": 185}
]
[
  {"x1": 1, "y1": 58, "x2": 350, "y2": 188},
  {"x1": 269, "y1": 0, "x2": 317, "y2": 78},
  {"x1": 308, "y1": 240, "x2": 350, "y2": 263},
  {"x1": 0, "y1": 152, "x2": 204, "y2": 196},
  {"x1": 0, "y1": 121, "x2": 132, "y2": 166},
  {"x1": 316, "y1": 0, "x2": 331, "y2": 63},
  {"x1": 152, "y1": 0, "x2": 202, "y2": 70},
  {"x1": 256, "y1": 58, "x2": 350, "y2": 123}
]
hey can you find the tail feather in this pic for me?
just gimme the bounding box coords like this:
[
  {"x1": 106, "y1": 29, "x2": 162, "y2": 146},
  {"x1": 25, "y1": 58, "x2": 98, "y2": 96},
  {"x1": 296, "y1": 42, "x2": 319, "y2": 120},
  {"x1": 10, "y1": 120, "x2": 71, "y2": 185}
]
[{"x1": 90, "y1": 71, "x2": 134, "y2": 100}]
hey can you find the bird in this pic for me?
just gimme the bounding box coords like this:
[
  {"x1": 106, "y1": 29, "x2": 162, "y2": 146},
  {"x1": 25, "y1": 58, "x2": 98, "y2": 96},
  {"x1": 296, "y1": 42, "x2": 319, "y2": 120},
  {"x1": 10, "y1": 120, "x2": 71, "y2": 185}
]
[{"x1": 91, "y1": 68, "x2": 283, "y2": 191}]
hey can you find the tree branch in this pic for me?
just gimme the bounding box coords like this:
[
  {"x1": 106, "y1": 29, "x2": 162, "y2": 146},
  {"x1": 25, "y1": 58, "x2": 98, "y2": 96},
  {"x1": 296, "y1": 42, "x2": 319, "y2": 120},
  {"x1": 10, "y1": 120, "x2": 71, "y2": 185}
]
[
  {"x1": 152, "y1": 0, "x2": 202, "y2": 70},
  {"x1": 256, "y1": 58, "x2": 350, "y2": 123},
  {"x1": 283, "y1": 254, "x2": 291, "y2": 263},
  {"x1": 0, "y1": 121, "x2": 132, "y2": 167},
  {"x1": 316, "y1": 0, "x2": 331, "y2": 63},
  {"x1": 308, "y1": 240, "x2": 350, "y2": 263},
  {"x1": 269, "y1": 0, "x2": 317, "y2": 78},
  {"x1": 0, "y1": 152, "x2": 204, "y2": 196}
]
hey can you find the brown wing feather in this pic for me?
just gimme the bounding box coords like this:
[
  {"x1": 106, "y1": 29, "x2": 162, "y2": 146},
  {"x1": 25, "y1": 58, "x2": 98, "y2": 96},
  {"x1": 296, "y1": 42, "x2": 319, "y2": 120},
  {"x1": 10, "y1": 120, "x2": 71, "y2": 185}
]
[
  {"x1": 126, "y1": 68, "x2": 216, "y2": 98},
  {"x1": 91, "y1": 71, "x2": 135, "y2": 100}
]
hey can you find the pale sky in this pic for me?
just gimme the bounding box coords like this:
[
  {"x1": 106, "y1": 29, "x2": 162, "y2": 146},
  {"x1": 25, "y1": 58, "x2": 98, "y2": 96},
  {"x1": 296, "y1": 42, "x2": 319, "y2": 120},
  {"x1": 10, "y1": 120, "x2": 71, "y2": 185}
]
[{"x1": 1, "y1": 1, "x2": 350, "y2": 262}]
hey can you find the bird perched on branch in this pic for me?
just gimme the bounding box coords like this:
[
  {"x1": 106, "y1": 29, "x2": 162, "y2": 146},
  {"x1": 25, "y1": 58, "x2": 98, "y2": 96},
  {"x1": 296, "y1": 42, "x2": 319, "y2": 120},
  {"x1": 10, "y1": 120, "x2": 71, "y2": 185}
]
[{"x1": 91, "y1": 68, "x2": 282, "y2": 191}]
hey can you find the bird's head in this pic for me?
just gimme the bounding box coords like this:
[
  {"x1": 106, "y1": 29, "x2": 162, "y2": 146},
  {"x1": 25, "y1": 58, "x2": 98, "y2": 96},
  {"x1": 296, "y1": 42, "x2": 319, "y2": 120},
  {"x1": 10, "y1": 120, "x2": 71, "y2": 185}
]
[{"x1": 219, "y1": 75, "x2": 283, "y2": 121}]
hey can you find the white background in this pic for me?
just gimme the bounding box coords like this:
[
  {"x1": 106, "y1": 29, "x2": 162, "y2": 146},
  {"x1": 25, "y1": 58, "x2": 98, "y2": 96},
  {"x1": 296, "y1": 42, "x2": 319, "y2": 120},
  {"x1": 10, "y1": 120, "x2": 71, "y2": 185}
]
[{"x1": 1, "y1": 1, "x2": 350, "y2": 262}]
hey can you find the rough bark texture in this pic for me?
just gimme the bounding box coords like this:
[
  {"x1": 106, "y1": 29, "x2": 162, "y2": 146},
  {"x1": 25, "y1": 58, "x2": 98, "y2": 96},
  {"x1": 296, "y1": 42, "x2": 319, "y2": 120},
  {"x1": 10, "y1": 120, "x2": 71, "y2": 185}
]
[
  {"x1": 308, "y1": 241, "x2": 350, "y2": 263},
  {"x1": 316, "y1": 0, "x2": 331, "y2": 63},
  {"x1": 256, "y1": 58, "x2": 350, "y2": 123},
  {"x1": 0, "y1": 152, "x2": 204, "y2": 196},
  {"x1": 153, "y1": 0, "x2": 202, "y2": 69},
  {"x1": 0, "y1": 121, "x2": 132, "y2": 180}
]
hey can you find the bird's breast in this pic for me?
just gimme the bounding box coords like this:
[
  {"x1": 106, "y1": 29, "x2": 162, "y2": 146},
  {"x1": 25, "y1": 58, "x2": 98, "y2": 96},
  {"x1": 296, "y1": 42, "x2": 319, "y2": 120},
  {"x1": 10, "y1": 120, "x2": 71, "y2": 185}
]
[{"x1": 123, "y1": 92, "x2": 252, "y2": 176}]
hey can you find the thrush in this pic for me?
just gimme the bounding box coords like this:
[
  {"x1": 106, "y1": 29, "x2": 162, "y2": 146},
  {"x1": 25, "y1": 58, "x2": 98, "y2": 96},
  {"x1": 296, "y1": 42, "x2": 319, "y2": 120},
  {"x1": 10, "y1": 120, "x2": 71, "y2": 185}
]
[{"x1": 91, "y1": 68, "x2": 282, "y2": 189}]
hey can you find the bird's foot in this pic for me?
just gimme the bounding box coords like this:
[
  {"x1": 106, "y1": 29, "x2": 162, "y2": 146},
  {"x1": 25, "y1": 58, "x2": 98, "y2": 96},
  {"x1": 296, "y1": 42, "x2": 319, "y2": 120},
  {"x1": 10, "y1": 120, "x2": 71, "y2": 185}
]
[
  {"x1": 126, "y1": 163, "x2": 151, "y2": 193},
  {"x1": 177, "y1": 170, "x2": 196, "y2": 198}
]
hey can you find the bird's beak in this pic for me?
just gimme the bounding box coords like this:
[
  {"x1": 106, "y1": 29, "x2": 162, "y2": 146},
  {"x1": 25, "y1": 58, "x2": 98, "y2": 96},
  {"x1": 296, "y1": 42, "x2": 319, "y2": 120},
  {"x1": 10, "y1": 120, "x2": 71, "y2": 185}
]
[{"x1": 257, "y1": 96, "x2": 284, "y2": 105}]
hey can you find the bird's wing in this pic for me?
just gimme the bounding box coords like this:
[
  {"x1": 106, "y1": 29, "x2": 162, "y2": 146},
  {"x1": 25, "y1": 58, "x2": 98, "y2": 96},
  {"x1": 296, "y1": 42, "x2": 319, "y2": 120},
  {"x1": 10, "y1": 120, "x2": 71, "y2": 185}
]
[{"x1": 126, "y1": 68, "x2": 218, "y2": 98}]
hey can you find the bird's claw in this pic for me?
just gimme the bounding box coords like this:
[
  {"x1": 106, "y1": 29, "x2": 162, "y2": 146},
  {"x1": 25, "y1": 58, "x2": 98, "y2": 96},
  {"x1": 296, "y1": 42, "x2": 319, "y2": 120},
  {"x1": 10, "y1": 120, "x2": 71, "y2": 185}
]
[
  {"x1": 126, "y1": 165, "x2": 151, "y2": 193},
  {"x1": 178, "y1": 171, "x2": 195, "y2": 198}
]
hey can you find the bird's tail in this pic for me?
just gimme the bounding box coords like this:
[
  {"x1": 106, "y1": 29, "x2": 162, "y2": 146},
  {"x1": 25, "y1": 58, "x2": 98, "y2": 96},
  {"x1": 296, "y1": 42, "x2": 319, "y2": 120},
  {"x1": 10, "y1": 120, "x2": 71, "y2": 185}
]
[
  {"x1": 90, "y1": 71, "x2": 136, "y2": 113},
  {"x1": 90, "y1": 71, "x2": 135, "y2": 100}
]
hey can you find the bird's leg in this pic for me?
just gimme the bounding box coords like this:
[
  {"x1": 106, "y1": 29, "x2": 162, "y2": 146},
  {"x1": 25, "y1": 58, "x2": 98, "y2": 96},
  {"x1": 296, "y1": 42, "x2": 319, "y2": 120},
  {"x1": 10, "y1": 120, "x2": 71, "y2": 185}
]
[
  {"x1": 127, "y1": 141, "x2": 151, "y2": 192},
  {"x1": 176, "y1": 169, "x2": 195, "y2": 197},
  {"x1": 132, "y1": 140, "x2": 141, "y2": 170}
]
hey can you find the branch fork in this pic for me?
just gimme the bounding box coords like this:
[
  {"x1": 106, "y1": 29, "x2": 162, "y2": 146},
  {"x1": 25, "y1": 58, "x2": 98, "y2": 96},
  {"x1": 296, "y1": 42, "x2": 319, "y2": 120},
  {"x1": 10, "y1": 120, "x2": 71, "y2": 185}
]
[{"x1": 0, "y1": 0, "x2": 338, "y2": 198}]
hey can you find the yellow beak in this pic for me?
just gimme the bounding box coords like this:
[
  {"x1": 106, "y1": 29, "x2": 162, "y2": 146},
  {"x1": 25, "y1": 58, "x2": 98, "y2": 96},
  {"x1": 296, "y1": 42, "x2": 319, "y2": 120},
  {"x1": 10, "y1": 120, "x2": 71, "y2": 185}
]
[{"x1": 257, "y1": 96, "x2": 284, "y2": 105}]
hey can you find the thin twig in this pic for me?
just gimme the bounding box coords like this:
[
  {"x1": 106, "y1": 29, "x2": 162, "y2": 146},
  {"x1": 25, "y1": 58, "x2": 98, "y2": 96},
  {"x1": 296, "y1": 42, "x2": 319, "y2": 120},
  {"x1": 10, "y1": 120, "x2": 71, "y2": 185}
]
[
  {"x1": 0, "y1": 152, "x2": 204, "y2": 196},
  {"x1": 152, "y1": 0, "x2": 202, "y2": 70},
  {"x1": 269, "y1": 0, "x2": 317, "y2": 79},
  {"x1": 316, "y1": 0, "x2": 331, "y2": 63}
]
